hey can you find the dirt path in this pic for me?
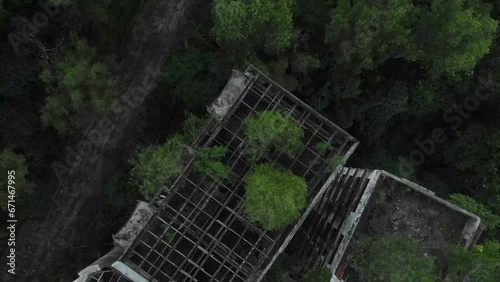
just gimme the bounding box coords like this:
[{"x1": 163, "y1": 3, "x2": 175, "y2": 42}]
[{"x1": 3, "y1": 1, "x2": 195, "y2": 281}]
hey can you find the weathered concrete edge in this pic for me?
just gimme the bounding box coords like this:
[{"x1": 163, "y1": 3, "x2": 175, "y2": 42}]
[
  {"x1": 208, "y1": 70, "x2": 251, "y2": 122},
  {"x1": 113, "y1": 201, "x2": 155, "y2": 249},
  {"x1": 382, "y1": 170, "x2": 482, "y2": 249},
  {"x1": 72, "y1": 247, "x2": 124, "y2": 282},
  {"x1": 328, "y1": 170, "x2": 380, "y2": 282}
]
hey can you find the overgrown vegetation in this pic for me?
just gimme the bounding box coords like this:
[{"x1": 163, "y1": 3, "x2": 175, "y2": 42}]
[
  {"x1": 376, "y1": 191, "x2": 387, "y2": 205},
  {"x1": 448, "y1": 241, "x2": 500, "y2": 282},
  {"x1": 104, "y1": 171, "x2": 140, "y2": 210},
  {"x1": 244, "y1": 111, "x2": 304, "y2": 161},
  {"x1": 194, "y1": 146, "x2": 229, "y2": 181},
  {"x1": 213, "y1": 0, "x2": 295, "y2": 54},
  {"x1": 2, "y1": 0, "x2": 500, "y2": 278},
  {"x1": 162, "y1": 224, "x2": 177, "y2": 244},
  {"x1": 261, "y1": 254, "x2": 296, "y2": 282},
  {"x1": 244, "y1": 163, "x2": 307, "y2": 231},
  {"x1": 303, "y1": 267, "x2": 332, "y2": 282},
  {"x1": 349, "y1": 236, "x2": 437, "y2": 282},
  {"x1": 182, "y1": 112, "x2": 209, "y2": 145},
  {"x1": 40, "y1": 33, "x2": 117, "y2": 135},
  {"x1": 449, "y1": 194, "x2": 500, "y2": 231},
  {"x1": 129, "y1": 134, "x2": 184, "y2": 200},
  {"x1": 0, "y1": 150, "x2": 33, "y2": 211},
  {"x1": 315, "y1": 141, "x2": 333, "y2": 155},
  {"x1": 162, "y1": 50, "x2": 221, "y2": 113},
  {"x1": 330, "y1": 154, "x2": 346, "y2": 172}
]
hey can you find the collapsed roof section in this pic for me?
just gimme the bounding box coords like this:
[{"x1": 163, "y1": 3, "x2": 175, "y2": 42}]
[{"x1": 106, "y1": 66, "x2": 358, "y2": 282}]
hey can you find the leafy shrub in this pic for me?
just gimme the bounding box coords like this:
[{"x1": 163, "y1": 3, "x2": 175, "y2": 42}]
[
  {"x1": 129, "y1": 134, "x2": 184, "y2": 200},
  {"x1": 417, "y1": 0, "x2": 498, "y2": 77},
  {"x1": 40, "y1": 33, "x2": 117, "y2": 135},
  {"x1": 304, "y1": 267, "x2": 332, "y2": 282},
  {"x1": 444, "y1": 126, "x2": 500, "y2": 193},
  {"x1": 244, "y1": 111, "x2": 303, "y2": 161},
  {"x1": 104, "y1": 171, "x2": 140, "y2": 209},
  {"x1": 330, "y1": 154, "x2": 346, "y2": 172},
  {"x1": 213, "y1": 0, "x2": 295, "y2": 54},
  {"x1": 315, "y1": 141, "x2": 333, "y2": 155},
  {"x1": 182, "y1": 112, "x2": 209, "y2": 145},
  {"x1": 194, "y1": 146, "x2": 229, "y2": 181},
  {"x1": 0, "y1": 150, "x2": 34, "y2": 211},
  {"x1": 448, "y1": 240, "x2": 500, "y2": 282},
  {"x1": 244, "y1": 163, "x2": 307, "y2": 231},
  {"x1": 376, "y1": 191, "x2": 387, "y2": 205},
  {"x1": 161, "y1": 224, "x2": 177, "y2": 244},
  {"x1": 262, "y1": 254, "x2": 296, "y2": 282},
  {"x1": 162, "y1": 49, "x2": 219, "y2": 112},
  {"x1": 449, "y1": 194, "x2": 500, "y2": 230},
  {"x1": 349, "y1": 236, "x2": 437, "y2": 282}
]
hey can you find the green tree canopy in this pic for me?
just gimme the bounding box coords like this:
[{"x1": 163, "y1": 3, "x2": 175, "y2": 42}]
[
  {"x1": 416, "y1": 0, "x2": 498, "y2": 77},
  {"x1": 244, "y1": 111, "x2": 304, "y2": 160},
  {"x1": 104, "y1": 171, "x2": 140, "y2": 209},
  {"x1": 326, "y1": 0, "x2": 497, "y2": 83},
  {"x1": 213, "y1": 0, "x2": 295, "y2": 54},
  {"x1": 0, "y1": 150, "x2": 33, "y2": 211},
  {"x1": 182, "y1": 112, "x2": 210, "y2": 145},
  {"x1": 262, "y1": 254, "x2": 297, "y2": 282},
  {"x1": 326, "y1": 0, "x2": 419, "y2": 72},
  {"x1": 448, "y1": 241, "x2": 500, "y2": 282},
  {"x1": 304, "y1": 267, "x2": 332, "y2": 282},
  {"x1": 244, "y1": 163, "x2": 307, "y2": 231},
  {"x1": 349, "y1": 236, "x2": 437, "y2": 282},
  {"x1": 40, "y1": 33, "x2": 117, "y2": 135},
  {"x1": 194, "y1": 146, "x2": 229, "y2": 181},
  {"x1": 449, "y1": 194, "x2": 500, "y2": 230},
  {"x1": 129, "y1": 134, "x2": 184, "y2": 200},
  {"x1": 162, "y1": 49, "x2": 220, "y2": 113},
  {"x1": 444, "y1": 125, "x2": 500, "y2": 195}
]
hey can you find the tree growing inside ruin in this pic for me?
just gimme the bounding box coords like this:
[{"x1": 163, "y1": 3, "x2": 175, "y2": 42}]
[
  {"x1": 194, "y1": 146, "x2": 229, "y2": 181},
  {"x1": 244, "y1": 110, "x2": 304, "y2": 161},
  {"x1": 129, "y1": 134, "x2": 184, "y2": 200},
  {"x1": 349, "y1": 235, "x2": 437, "y2": 282},
  {"x1": 244, "y1": 163, "x2": 307, "y2": 231}
]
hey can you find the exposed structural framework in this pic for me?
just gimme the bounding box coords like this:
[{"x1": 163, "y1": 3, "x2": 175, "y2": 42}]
[
  {"x1": 75, "y1": 65, "x2": 359, "y2": 282},
  {"x1": 74, "y1": 66, "x2": 482, "y2": 282},
  {"x1": 287, "y1": 168, "x2": 376, "y2": 271},
  {"x1": 288, "y1": 168, "x2": 482, "y2": 281}
]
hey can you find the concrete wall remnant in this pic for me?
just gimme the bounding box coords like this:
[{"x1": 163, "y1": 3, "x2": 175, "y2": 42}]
[
  {"x1": 113, "y1": 201, "x2": 154, "y2": 249},
  {"x1": 208, "y1": 70, "x2": 251, "y2": 121}
]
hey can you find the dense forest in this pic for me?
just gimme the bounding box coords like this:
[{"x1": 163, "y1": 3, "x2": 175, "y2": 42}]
[{"x1": 1, "y1": 0, "x2": 499, "y2": 281}]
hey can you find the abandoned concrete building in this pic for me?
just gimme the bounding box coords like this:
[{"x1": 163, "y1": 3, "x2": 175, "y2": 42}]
[
  {"x1": 287, "y1": 168, "x2": 481, "y2": 281},
  {"x1": 74, "y1": 66, "x2": 482, "y2": 282}
]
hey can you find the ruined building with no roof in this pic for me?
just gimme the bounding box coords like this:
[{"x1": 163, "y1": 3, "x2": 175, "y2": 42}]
[{"x1": 74, "y1": 66, "x2": 482, "y2": 282}]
